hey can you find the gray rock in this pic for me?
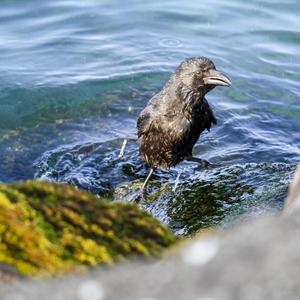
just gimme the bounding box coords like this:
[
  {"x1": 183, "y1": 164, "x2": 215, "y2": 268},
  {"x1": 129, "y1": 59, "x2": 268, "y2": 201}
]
[{"x1": 285, "y1": 165, "x2": 300, "y2": 209}]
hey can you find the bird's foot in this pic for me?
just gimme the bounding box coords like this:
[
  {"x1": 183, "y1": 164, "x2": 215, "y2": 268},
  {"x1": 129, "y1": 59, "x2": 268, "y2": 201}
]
[
  {"x1": 131, "y1": 168, "x2": 154, "y2": 204},
  {"x1": 195, "y1": 160, "x2": 220, "y2": 170},
  {"x1": 132, "y1": 190, "x2": 146, "y2": 204},
  {"x1": 185, "y1": 156, "x2": 220, "y2": 170}
]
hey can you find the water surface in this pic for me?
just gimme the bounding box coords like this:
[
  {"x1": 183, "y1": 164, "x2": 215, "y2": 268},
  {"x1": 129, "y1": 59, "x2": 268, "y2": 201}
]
[{"x1": 0, "y1": 0, "x2": 299, "y2": 234}]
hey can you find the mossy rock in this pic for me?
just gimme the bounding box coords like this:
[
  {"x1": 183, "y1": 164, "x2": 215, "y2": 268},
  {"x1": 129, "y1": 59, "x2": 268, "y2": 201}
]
[{"x1": 0, "y1": 180, "x2": 177, "y2": 277}]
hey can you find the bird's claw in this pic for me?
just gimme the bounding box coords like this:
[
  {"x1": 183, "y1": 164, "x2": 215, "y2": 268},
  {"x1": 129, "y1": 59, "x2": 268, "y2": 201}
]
[
  {"x1": 195, "y1": 160, "x2": 221, "y2": 170},
  {"x1": 132, "y1": 191, "x2": 146, "y2": 204}
]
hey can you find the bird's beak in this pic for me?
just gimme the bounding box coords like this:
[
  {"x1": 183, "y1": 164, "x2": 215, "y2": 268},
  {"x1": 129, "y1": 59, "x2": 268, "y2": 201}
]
[{"x1": 203, "y1": 69, "x2": 232, "y2": 87}]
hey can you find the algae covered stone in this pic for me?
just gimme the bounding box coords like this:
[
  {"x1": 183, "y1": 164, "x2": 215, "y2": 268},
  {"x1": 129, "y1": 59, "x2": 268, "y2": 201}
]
[{"x1": 0, "y1": 180, "x2": 176, "y2": 277}]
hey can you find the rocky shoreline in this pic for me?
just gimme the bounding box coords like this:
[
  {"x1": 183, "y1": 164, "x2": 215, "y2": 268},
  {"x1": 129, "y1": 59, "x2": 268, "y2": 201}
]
[{"x1": 0, "y1": 166, "x2": 299, "y2": 299}]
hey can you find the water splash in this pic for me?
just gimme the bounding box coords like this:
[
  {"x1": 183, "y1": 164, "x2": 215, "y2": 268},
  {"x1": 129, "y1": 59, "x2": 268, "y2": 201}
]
[
  {"x1": 118, "y1": 139, "x2": 128, "y2": 158},
  {"x1": 173, "y1": 169, "x2": 183, "y2": 192}
]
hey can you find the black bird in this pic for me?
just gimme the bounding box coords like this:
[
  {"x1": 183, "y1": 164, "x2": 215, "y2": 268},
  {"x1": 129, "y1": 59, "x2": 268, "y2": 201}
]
[{"x1": 136, "y1": 57, "x2": 231, "y2": 202}]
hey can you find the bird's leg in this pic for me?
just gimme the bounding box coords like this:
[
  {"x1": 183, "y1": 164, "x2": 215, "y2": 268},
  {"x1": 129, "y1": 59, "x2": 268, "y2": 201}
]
[
  {"x1": 185, "y1": 156, "x2": 219, "y2": 169},
  {"x1": 133, "y1": 168, "x2": 155, "y2": 203},
  {"x1": 126, "y1": 136, "x2": 138, "y2": 141}
]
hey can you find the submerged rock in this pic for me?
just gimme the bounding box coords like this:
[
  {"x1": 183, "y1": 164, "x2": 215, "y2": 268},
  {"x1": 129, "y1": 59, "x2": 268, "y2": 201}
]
[{"x1": 0, "y1": 180, "x2": 177, "y2": 277}]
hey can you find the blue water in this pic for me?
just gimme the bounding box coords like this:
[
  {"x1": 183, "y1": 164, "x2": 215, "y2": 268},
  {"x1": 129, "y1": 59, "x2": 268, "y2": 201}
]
[{"x1": 0, "y1": 0, "x2": 299, "y2": 233}]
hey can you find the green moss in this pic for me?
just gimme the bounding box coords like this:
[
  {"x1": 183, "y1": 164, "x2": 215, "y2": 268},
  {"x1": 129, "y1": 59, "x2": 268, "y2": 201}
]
[{"x1": 0, "y1": 180, "x2": 177, "y2": 277}]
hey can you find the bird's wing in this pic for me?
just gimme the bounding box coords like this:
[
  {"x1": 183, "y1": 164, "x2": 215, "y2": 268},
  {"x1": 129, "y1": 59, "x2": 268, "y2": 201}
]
[
  {"x1": 202, "y1": 98, "x2": 217, "y2": 131},
  {"x1": 208, "y1": 104, "x2": 217, "y2": 125},
  {"x1": 137, "y1": 92, "x2": 163, "y2": 138},
  {"x1": 137, "y1": 108, "x2": 153, "y2": 138}
]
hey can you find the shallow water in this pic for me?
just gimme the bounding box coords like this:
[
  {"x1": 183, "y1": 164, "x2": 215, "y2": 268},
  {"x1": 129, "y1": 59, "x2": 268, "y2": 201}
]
[{"x1": 0, "y1": 0, "x2": 299, "y2": 234}]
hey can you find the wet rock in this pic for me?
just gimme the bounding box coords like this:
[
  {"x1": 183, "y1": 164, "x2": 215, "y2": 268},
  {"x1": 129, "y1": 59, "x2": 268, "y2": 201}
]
[
  {"x1": 117, "y1": 162, "x2": 295, "y2": 235},
  {"x1": 0, "y1": 180, "x2": 177, "y2": 277}
]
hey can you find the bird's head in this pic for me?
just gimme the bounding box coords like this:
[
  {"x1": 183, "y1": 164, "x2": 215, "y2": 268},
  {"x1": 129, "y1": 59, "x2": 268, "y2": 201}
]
[{"x1": 175, "y1": 57, "x2": 231, "y2": 95}]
